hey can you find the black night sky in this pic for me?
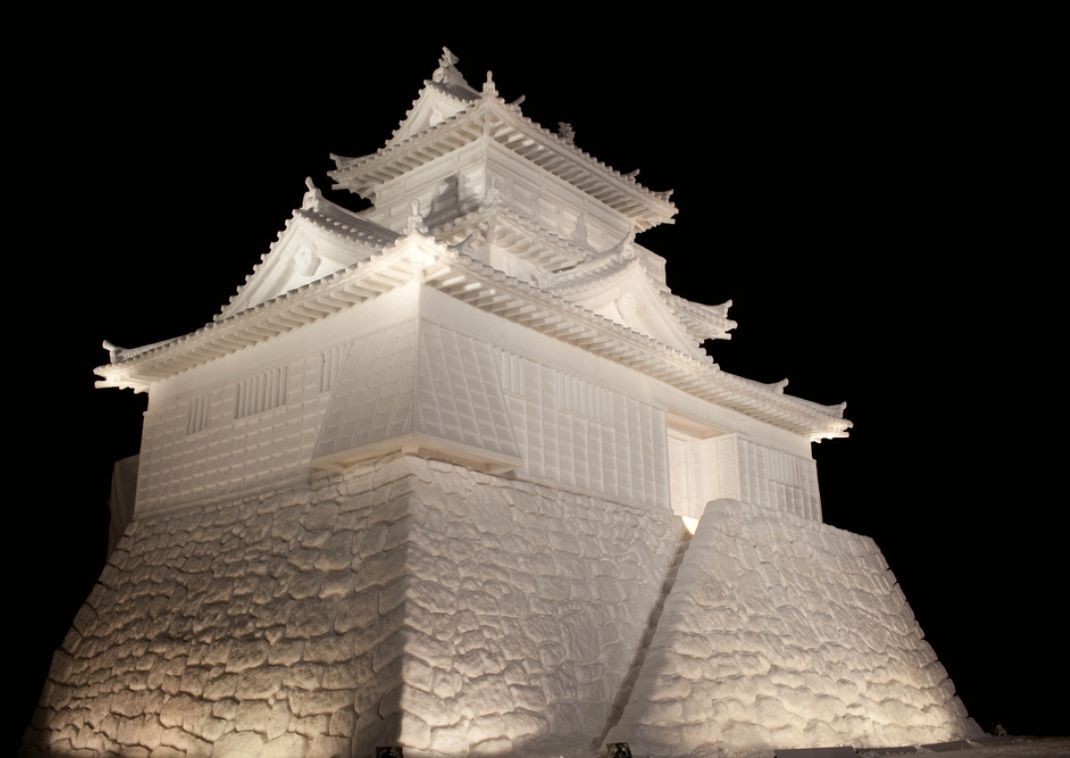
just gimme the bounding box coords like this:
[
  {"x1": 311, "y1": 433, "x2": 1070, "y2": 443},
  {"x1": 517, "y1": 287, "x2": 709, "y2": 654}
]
[{"x1": 10, "y1": 16, "x2": 1065, "y2": 751}]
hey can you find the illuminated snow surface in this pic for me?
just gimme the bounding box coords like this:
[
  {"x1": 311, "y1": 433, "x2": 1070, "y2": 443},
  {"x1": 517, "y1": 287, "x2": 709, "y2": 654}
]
[
  {"x1": 22, "y1": 48, "x2": 996, "y2": 757},
  {"x1": 24, "y1": 459, "x2": 980, "y2": 757}
]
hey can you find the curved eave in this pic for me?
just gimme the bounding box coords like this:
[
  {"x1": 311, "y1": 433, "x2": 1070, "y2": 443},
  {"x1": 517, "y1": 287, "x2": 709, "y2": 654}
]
[
  {"x1": 548, "y1": 253, "x2": 736, "y2": 343},
  {"x1": 484, "y1": 100, "x2": 676, "y2": 230},
  {"x1": 667, "y1": 295, "x2": 736, "y2": 342},
  {"x1": 329, "y1": 105, "x2": 485, "y2": 198},
  {"x1": 547, "y1": 251, "x2": 636, "y2": 294},
  {"x1": 96, "y1": 241, "x2": 430, "y2": 391},
  {"x1": 97, "y1": 237, "x2": 849, "y2": 439},
  {"x1": 298, "y1": 202, "x2": 400, "y2": 249},
  {"x1": 423, "y1": 253, "x2": 849, "y2": 440},
  {"x1": 330, "y1": 98, "x2": 677, "y2": 230}
]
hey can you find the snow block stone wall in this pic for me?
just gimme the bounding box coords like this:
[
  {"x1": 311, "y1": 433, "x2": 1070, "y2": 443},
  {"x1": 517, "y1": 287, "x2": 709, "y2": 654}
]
[
  {"x1": 605, "y1": 499, "x2": 980, "y2": 755},
  {"x1": 23, "y1": 455, "x2": 682, "y2": 758}
]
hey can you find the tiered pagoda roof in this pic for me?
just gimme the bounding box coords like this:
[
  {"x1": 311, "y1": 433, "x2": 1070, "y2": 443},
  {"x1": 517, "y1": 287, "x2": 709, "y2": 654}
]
[{"x1": 96, "y1": 49, "x2": 851, "y2": 442}]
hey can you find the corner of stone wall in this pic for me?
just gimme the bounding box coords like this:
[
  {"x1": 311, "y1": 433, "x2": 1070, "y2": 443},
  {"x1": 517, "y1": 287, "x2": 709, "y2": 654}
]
[
  {"x1": 606, "y1": 497, "x2": 981, "y2": 755},
  {"x1": 381, "y1": 455, "x2": 684, "y2": 757},
  {"x1": 23, "y1": 456, "x2": 428, "y2": 758}
]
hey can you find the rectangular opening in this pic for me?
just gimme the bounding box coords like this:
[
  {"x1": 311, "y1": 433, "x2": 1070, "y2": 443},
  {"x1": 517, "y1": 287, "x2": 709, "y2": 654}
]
[{"x1": 666, "y1": 413, "x2": 733, "y2": 521}]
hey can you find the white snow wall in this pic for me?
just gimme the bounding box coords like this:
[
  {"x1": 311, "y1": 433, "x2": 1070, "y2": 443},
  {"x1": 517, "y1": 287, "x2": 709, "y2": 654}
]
[
  {"x1": 23, "y1": 455, "x2": 681, "y2": 758},
  {"x1": 605, "y1": 499, "x2": 980, "y2": 755},
  {"x1": 132, "y1": 283, "x2": 817, "y2": 521}
]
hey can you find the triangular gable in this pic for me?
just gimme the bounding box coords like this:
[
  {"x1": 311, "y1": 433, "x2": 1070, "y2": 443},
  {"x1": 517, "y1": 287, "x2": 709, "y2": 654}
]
[
  {"x1": 388, "y1": 48, "x2": 479, "y2": 146},
  {"x1": 550, "y1": 255, "x2": 705, "y2": 356},
  {"x1": 217, "y1": 182, "x2": 398, "y2": 320},
  {"x1": 390, "y1": 84, "x2": 476, "y2": 145}
]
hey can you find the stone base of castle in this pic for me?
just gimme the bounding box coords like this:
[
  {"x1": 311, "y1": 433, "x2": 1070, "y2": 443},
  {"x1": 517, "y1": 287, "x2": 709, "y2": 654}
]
[
  {"x1": 23, "y1": 456, "x2": 977, "y2": 757},
  {"x1": 605, "y1": 501, "x2": 980, "y2": 756}
]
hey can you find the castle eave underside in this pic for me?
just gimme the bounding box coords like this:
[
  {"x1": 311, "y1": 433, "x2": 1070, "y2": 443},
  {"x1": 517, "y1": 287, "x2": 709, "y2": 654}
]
[{"x1": 96, "y1": 238, "x2": 849, "y2": 440}]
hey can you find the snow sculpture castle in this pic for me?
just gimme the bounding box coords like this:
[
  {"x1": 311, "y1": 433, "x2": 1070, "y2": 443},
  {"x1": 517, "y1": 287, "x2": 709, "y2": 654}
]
[{"x1": 25, "y1": 50, "x2": 978, "y2": 757}]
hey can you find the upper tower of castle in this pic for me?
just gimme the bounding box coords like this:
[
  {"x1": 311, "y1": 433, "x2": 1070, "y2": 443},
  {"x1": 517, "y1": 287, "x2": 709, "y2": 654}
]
[
  {"x1": 328, "y1": 48, "x2": 678, "y2": 282},
  {"x1": 94, "y1": 47, "x2": 849, "y2": 520}
]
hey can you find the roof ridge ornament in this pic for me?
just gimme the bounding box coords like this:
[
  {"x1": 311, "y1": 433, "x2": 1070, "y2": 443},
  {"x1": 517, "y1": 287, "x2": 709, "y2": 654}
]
[
  {"x1": 574, "y1": 227, "x2": 635, "y2": 264},
  {"x1": 482, "y1": 70, "x2": 498, "y2": 98},
  {"x1": 405, "y1": 200, "x2": 429, "y2": 235},
  {"x1": 606, "y1": 227, "x2": 637, "y2": 258},
  {"x1": 438, "y1": 47, "x2": 459, "y2": 69},
  {"x1": 301, "y1": 177, "x2": 323, "y2": 211},
  {"x1": 557, "y1": 122, "x2": 576, "y2": 144},
  {"x1": 432, "y1": 46, "x2": 471, "y2": 90},
  {"x1": 102, "y1": 340, "x2": 123, "y2": 364}
]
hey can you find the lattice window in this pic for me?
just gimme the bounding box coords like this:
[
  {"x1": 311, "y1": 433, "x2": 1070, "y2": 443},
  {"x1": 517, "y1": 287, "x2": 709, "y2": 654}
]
[
  {"x1": 320, "y1": 344, "x2": 350, "y2": 393},
  {"x1": 235, "y1": 366, "x2": 288, "y2": 418},
  {"x1": 186, "y1": 394, "x2": 210, "y2": 435}
]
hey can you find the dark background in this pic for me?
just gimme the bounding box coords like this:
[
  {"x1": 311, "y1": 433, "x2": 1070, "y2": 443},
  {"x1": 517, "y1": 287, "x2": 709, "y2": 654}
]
[{"x1": 10, "y1": 16, "x2": 1064, "y2": 751}]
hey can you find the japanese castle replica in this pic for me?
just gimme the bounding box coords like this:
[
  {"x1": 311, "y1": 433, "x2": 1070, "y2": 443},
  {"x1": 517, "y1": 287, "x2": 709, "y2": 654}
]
[{"x1": 25, "y1": 50, "x2": 979, "y2": 757}]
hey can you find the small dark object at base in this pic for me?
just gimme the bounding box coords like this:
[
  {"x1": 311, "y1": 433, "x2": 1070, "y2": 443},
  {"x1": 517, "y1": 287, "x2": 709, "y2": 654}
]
[
  {"x1": 376, "y1": 749, "x2": 404, "y2": 758},
  {"x1": 606, "y1": 743, "x2": 632, "y2": 758},
  {"x1": 920, "y1": 741, "x2": 972, "y2": 752},
  {"x1": 774, "y1": 748, "x2": 857, "y2": 757}
]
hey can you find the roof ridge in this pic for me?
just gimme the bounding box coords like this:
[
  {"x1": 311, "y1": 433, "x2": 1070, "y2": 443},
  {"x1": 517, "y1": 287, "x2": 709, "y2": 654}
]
[
  {"x1": 441, "y1": 248, "x2": 850, "y2": 426},
  {"x1": 666, "y1": 291, "x2": 733, "y2": 320},
  {"x1": 298, "y1": 200, "x2": 398, "y2": 245},
  {"x1": 332, "y1": 99, "x2": 485, "y2": 174},
  {"x1": 215, "y1": 182, "x2": 398, "y2": 322},
  {"x1": 547, "y1": 250, "x2": 639, "y2": 294},
  {"x1": 491, "y1": 204, "x2": 595, "y2": 263},
  {"x1": 385, "y1": 80, "x2": 478, "y2": 145},
  {"x1": 543, "y1": 251, "x2": 735, "y2": 350},
  {"x1": 430, "y1": 205, "x2": 592, "y2": 269},
  {"x1": 332, "y1": 95, "x2": 676, "y2": 222},
  {"x1": 215, "y1": 211, "x2": 300, "y2": 322},
  {"x1": 488, "y1": 97, "x2": 675, "y2": 208}
]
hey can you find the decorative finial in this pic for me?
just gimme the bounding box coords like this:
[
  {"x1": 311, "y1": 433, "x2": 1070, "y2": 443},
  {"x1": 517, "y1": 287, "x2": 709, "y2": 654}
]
[
  {"x1": 405, "y1": 200, "x2": 428, "y2": 234},
  {"x1": 301, "y1": 177, "x2": 323, "y2": 211},
  {"x1": 557, "y1": 122, "x2": 575, "y2": 143},
  {"x1": 509, "y1": 95, "x2": 526, "y2": 107},
  {"x1": 433, "y1": 46, "x2": 466, "y2": 85},
  {"x1": 102, "y1": 340, "x2": 123, "y2": 363},
  {"x1": 482, "y1": 70, "x2": 498, "y2": 97},
  {"x1": 624, "y1": 169, "x2": 640, "y2": 179}
]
